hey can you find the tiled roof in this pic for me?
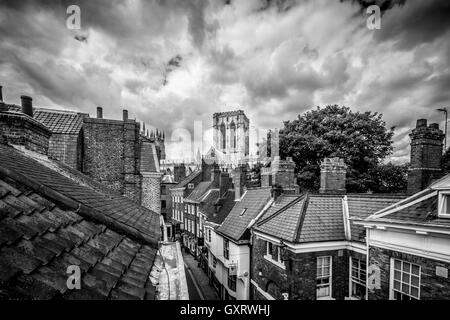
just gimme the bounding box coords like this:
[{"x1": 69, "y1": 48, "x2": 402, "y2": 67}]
[
  {"x1": 171, "y1": 170, "x2": 201, "y2": 189},
  {"x1": 2, "y1": 104, "x2": 88, "y2": 134},
  {"x1": 216, "y1": 188, "x2": 272, "y2": 241},
  {"x1": 185, "y1": 181, "x2": 214, "y2": 203},
  {"x1": 347, "y1": 194, "x2": 406, "y2": 242},
  {"x1": 299, "y1": 194, "x2": 345, "y2": 242},
  {"x1": 257, "y1": 194, "x2": 299, "y2": 222},
  {"x1": 0, "y1": 145, "x2": 160, "y2": 242},
  {"x1": 255, "y1": 192, "x2": 407, "y2": 244},
  {"x1": 364, "y1": 175, "x2": 450, "y2": 228},
  {"x1": 0, "y1": 149, "x2": 160, "y2": 299},
  {"x1": 201, "y1": 190, "x2": 235, "y2": 225},
  {"x1": 34, "y1": 109, "x2": 88, "y2": 134},
  {"x1": 140, "y1": 140, "x2": 159, "y2": 173},
  {"x1": 256, "y1": 195, "x2": 305, "y2": 242}
]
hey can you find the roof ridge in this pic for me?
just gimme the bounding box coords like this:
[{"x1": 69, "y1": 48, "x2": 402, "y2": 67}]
[
  {"x1": 35, "y1": 107, "x2": 87, "y2": 115},
  {"x1": 256, "y1": 194, "x2": 304, "y2": 227},
  {"x1": 294, "y1": 192, "x2": 310, "y2": 243}
]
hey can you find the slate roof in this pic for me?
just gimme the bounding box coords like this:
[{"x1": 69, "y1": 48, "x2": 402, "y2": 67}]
[
  {"x1": 216, "y1": 187, "x2": 272, "y2": 242},
  {"x1": 0, "y1": 144, "x2": 161, "y2": 300},
  {"x1": 201, "y1": 190, "x2": 236, "y2": 225},
  {"x1": 185, "y1": 181, "x2": 215, "y2": 203},
  {"x1": 34, "y1": 109, "x2": 88, "y2": 134},
  {"x1": 171, "y1": 170, "x2": 201, "y2": 190},
  {"x1": 256, "y1": 195, "x2": 305, "y2": 242},
  {"x1": 255, "y1": 193, "x2": 407, "y2": 244},
  {"x1": 364, "y1": 175, "x2": 450, "y2": 228},
  {"x1": 347, "y1": 194, "x2": 405, "y2": 242},
  {"x1": 2, "y1": 104, "x2": 88, "y2": 134}
]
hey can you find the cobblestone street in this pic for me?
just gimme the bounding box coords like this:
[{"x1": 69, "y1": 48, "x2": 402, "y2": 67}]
[{"x1": 183, "y1": 252, "x2": 219, "y2": 300}]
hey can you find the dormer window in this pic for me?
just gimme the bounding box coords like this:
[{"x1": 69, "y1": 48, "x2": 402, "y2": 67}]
[{"x1": 438, "y1": 191, "x2": 450, "y2": 218}]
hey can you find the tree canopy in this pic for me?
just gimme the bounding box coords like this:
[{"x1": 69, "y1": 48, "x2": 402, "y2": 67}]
[{"x1": 279, "y1": 105, "x2": 395, "y2": 192}]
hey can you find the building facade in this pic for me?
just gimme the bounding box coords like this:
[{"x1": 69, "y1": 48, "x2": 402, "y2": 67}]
[{"x1": 359, "y1": 119, "x2": 450, "y2": 300}]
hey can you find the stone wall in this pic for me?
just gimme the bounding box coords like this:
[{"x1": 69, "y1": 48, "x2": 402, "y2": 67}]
[{"x1": 368, "y1": 246, "x2": 450, "y2": 300}]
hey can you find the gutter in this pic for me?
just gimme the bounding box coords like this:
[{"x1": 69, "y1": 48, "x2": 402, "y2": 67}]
[{"x1": 0, "y1": 165, "x2": 159, "y2": 247}]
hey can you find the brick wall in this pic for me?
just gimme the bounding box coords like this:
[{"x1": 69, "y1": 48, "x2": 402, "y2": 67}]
[
  {"x1": 0, "y1": 112, "x2": 50, "y2": 155},
  {"x1": 407, "y1": 120, "x2": 444, "y2": 194},
  {"x1": 251, "y1": 237, "x2": 350, "y2": 300},
  {"x1": 368, "y1": 246, "x2": 450, "y2": 300},
  {"x1": 47, "y1": 133, "x2": 81, "y2": 169},
  {"x1": 82, "y1": 118, "x2": 141, "y2": 201}
]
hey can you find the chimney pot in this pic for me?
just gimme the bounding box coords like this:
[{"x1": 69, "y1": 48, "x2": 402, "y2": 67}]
[
  {"x1": 123, "y1": 109, "x2": 128, "y2": 121},
  {"x1": 97, "y1": 107, "x2": 103, "y2": 119},
  {"x1": 20, "y1": 95, "x2": 33, "y2": 117},
  {"x1": 416, "y1": 119, "x2": 427, "y2": 128}
]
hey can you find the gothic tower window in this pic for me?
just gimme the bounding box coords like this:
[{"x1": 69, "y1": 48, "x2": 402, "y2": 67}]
[
  {"x1": 220, "y1": 122, "x2": 226, "y2": 150},
  {"x1": 230, "y1": 121, "x2": 236, "y2": 149}
]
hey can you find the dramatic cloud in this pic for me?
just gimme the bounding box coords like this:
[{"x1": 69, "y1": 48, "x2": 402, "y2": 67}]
[{"x1": 0, "y1": 0, "x2": 449, "y2": 162}]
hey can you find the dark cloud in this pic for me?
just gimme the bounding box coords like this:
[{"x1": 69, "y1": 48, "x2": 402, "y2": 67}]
[
  {"x1": 0, "y1": 0, "x2": 448, "y2": 161},
  {"x1": 374, "y1": 0, "x2": 450, "y2": 50}
]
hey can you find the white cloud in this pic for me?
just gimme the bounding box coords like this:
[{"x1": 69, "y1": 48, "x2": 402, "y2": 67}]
[{"x1": 0, "y1": 0, "x2": 449, "y2": 162}]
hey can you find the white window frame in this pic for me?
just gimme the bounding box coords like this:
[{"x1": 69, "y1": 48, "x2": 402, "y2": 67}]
[
  {"x1": 438, "y1": 191, "x2": 450, "y2": 218},
  {"x1": 316, "y1": 256, "x2": 333, "y2": 300},
  {"x1": 348, "y1": 257, "x2": 367, "y2": 300},
  {"x1": 389, "y1": 258, "x2": 421, "y2": 300},
  {"x1": 224, "y1": 239, "x2": 229, "y2": 260},
  {"x1": 263, "y1": 241, "x2": 285, "y2": 269}
]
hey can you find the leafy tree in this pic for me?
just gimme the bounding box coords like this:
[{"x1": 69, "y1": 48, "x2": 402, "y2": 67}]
[
  {"x1": 367, "y1": 163, "x2": 409, "y2": 193},
  {"x1": 280, "y1": 105, "x2": 395, "y2": 192}
]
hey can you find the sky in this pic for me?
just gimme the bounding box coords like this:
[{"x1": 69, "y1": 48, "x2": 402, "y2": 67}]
[{"x1": 0, "y1": 0, "x2": 449, "y2": 163}]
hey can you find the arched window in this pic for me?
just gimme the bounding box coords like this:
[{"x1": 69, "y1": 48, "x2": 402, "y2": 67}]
[
  {"x1": 220, "y1": 122, "x2": 226, "y2": 150},
  {"x1": 230, "y1": 121, "x2": 236, "y2": 149}
]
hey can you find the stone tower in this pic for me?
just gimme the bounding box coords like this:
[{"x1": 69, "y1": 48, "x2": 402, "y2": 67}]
[
  {"x1": 212, "y1": 110, "x2": 249, "y2": 165},
  {"x1": 407, "y1": 119, "x2": 444, "y2": 194}
]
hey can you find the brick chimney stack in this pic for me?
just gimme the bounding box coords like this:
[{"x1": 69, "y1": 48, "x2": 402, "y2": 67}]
[
  {"x1": 201, "y1": 158, "x2": 212, "y2": 181},
  {"x1": 97, "y1": 106, "x2": 103, "y2": 119},
  {"x1": 233, "y1": 164, "x2": 247, "y2": 200},
  {"x1": 271, "y1": 156, "x2": 296, "y2": 188},
  {"x1": 174, "y1": 164, "x2": 186, "y2": 183},
  {"x1": 20, "y1": 95, "x2": 33, "y2": 117},
  {"x1": 211, "y1": 163, "x2": 221, "y2": 186},
  {"x1": 319, "y1": 157, "x2": 346, "y2": 194},
  {"x1": 219, "y1": 171, "x2": 231, "y2": 198},
  {"x1": 407, "y1": 119, "x2": 444, "y2": 194}
]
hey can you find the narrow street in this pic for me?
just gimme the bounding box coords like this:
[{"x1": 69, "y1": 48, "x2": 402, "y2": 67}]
[{"x1": 182, "y1": 251, "x2": 220, "y2": 300}]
